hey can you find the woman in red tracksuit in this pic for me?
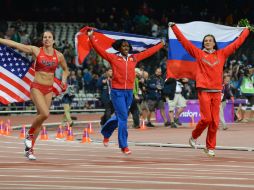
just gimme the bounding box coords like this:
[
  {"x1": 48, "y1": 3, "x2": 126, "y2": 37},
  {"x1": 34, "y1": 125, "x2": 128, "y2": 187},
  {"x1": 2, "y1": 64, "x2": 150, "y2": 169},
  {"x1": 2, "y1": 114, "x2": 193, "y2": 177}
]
[
  {"x1": 88, "y1": 30, "x2": 164, "y2": 154},
  {"x1": 169, "y1": 23, "x2": 249, "y2": 157}
]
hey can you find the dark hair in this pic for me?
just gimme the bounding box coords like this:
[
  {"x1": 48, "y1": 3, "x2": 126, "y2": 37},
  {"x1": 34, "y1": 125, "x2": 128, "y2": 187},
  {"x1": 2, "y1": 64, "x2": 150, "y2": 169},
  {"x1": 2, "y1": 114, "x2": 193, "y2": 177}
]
[
  {"x1": 201, "y1": 34, "x2": 218, "y2": 50},
  {"x1": 42, "y1": 30, "x2": 55, "y2": 40},
  {"x1": 41, "y1": 30, "x2": 56, "y2": 48},
  {"x1": 112, "y1": 39, "x2": 133, "y2": 52},
  {"x1": 243, "y1": 67, "x2": 251, "y2": 76}
]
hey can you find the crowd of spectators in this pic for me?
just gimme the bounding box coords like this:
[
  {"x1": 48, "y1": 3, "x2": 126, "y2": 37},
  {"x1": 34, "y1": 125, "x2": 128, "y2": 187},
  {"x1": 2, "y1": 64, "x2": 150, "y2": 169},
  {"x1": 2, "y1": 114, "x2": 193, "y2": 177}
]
[{"x1": 0, "y1": 0, "x2": 254, "y2": 111}]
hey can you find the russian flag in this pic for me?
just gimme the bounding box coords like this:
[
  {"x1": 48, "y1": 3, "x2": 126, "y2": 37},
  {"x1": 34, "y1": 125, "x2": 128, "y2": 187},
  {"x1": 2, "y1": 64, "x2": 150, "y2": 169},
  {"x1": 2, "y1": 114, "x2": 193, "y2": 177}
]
[
  {"x1": 75, "y1": 26, "x2": 161, "y2": 65},
  {"x1": 167, "y1": 21, "x2": 245, "y2": 80}
]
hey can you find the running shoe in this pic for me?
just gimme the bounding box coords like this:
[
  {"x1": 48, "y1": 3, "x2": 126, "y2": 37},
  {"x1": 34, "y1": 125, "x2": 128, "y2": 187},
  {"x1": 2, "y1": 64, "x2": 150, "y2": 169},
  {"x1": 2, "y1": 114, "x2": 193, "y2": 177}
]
[
  {"x1": 24, "y1": 133, "x2": 33, "y2": 149},
  {"x1": 170, "y1": 122, "x2": 178, "y2": 128},
  {"x1": 121, "y1": 147, "x2": 131, "y2": 155},
  {"x1": 189, "y1": 137, "x2": 197, "y2": 149},
  {"x1": 174, "y1": 118, "x2": 182, "y2": 126},
  {"x1": 204, "y1": 148, "x2": 215, "y2": 157},
  {"x1": 146, "y1": 122, "x2": 155, "y2": 128},
  {"x1": 164, "y1": 121, "x2": 171, "y2": 127},
  {"x1": 103, "y1": 138, "x2": 109, "y2": 147},
  {"x1": 24, "y1": 148, "x2": 36, "y2": 160}
]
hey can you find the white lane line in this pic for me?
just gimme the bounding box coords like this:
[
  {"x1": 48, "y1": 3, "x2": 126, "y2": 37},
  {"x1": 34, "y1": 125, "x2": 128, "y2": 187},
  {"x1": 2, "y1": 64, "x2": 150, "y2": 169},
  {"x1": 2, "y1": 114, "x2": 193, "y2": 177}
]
[
  {"x1": 0, "y1": 168, "x2": 67, "y2": 172},
  {"x1": 0, "y1": 179, "x2": 254, "y2": 189},
  {"x1": 73, "y1": 164, "x2": 254, "y2": 173},
  {"x1": 77, "y1": 163, "x2": 254, "y2": 170},
  {"x1": 2, "y1": 135, "x2": 254, "y2": 152},
  {"x1": 1, "y1": 168, "x2": 254, "y2": 177},
  {"x1": 0, "y1": 147, "x2": 253, "y2": 163},
  {"x1": 1, "y1": 151, "x2": 253, "y2": 171},
  {"x1": 1, "y1": 144, "x2": 254, "y2": 161},
  {"x1": 1, "y1": 167, "x2": 254, "y2": 177},
  {"x1": 0, "y1": 162, "x2": 72, "y2": 166},
  {"x1": 0, "y1": 152, "x2": 253, "y2": 169},
  {"x1": 135, "y1": 142, "x2": 254, "y2": 151},
  {"x1": 2, "y1": 138, "x2": 254, "y2": 156},
  {"x1": 0, "y1": 174, "x2": 251, "y2": 181},
  {"x1": 0, "y1": 182, "x2": 133, "y2": 190}
]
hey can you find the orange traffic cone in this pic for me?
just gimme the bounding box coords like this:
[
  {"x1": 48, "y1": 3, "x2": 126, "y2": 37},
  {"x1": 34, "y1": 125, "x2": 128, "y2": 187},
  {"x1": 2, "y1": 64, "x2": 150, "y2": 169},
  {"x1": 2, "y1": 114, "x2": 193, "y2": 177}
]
[
  {"x1": 66, "y1": 127, "x2": 74, "y2": 141},
  {"x1": 140, "y1": 119, "x2": 147, "y2": 130},
  {"x1": 0, "y1": 121, "x2": 4, "y2": 135},
  {"x1": 40, "y1": 126, "x2": 49, "y2": 140},
  {"x1": 4, "y1": 122, "x2": 11, "y2": 136},
  {"x1": 87, "y1": 122, "x2": 93, "y2": 134},
  {"x1": 56, "y1": 125, "x2": 65, "y2": 139},
  {"x1": 81, "y1": 128, "x2": 91, "y2": 143},
  {"x1": 7, "y1": 119, "x2": 11, "y2": 128},
  {"x1": 64, "y1": 122, "x2": 70, "y2": 137},
  {"x1": 19, "y1": 125, "x2": 26, "y2": 139},
  {"x1": 189, "y1": 115, "x2": 195, "y2": 127}
]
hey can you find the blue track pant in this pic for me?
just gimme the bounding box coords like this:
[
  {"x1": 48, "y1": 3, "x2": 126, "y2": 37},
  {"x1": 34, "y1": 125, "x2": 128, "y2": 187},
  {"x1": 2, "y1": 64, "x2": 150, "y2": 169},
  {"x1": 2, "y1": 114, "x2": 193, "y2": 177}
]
[{"x1": 101, "y1": 89, "x2": 133, "y2": 148}]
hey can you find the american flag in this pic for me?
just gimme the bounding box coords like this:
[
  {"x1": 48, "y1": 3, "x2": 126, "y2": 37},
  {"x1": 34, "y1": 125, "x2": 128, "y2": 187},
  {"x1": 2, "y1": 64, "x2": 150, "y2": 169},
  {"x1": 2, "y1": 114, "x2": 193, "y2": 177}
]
[{"x1": 0, "y1": 45, "x2": 64, "y2": 105}]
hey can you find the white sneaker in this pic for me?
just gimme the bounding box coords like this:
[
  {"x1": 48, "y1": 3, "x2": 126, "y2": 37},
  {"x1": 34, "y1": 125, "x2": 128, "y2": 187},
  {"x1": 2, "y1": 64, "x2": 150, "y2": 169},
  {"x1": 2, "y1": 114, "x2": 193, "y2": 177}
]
[
  {"x1": 204, "y1": 148, "x2": 215, "y2": 157},
  {"x1": 25, "y1": 148, "x2": 36, "y2": 160},
  {"x1": 24, "y1": 133, "x2": 33, "y2": 149},
  {"x1": 189, "y1": 137, "x2": 197, "y2": 149}
]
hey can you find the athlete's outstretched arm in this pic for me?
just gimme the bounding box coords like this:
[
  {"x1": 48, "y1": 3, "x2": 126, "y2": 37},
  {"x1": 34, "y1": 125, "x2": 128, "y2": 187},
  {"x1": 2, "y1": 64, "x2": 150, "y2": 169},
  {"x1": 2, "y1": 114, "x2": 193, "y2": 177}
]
[{"x1": 0, "y1": 38, "x2": 38, "y2": 55}]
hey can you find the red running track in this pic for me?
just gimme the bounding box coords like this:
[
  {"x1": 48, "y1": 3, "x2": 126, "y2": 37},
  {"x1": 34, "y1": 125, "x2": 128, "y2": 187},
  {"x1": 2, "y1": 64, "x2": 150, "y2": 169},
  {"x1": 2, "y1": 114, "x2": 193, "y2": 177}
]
[{"x1": 0, "y1": 113, "x2": 253, "y2": 189}]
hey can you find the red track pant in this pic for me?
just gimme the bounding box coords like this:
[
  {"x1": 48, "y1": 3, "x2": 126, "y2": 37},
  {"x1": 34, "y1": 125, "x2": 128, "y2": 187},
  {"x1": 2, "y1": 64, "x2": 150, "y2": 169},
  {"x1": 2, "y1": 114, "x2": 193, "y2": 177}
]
[{"x1": 192, "y1": 91, "x2": 221, "y2": 150}]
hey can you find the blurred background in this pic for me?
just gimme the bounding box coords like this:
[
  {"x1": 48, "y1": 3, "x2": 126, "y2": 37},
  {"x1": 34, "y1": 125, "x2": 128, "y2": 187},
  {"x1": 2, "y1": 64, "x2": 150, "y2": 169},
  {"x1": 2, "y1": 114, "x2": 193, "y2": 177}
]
[{"x1": 0, "y1": 0, "x2": 253, "y2": 115}]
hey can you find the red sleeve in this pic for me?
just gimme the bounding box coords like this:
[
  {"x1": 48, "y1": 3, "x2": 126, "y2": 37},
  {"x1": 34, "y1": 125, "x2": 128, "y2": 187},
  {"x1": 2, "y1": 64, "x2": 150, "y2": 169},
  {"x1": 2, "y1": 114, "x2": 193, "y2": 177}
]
[
  {"x1": 89, "y1": 36, "x2": 113, "y2": 62},
  {"x1": 171, "y1": 25, "x2": 201, "y2": 59},
  {"x1": 135, "y1": 42, "x2": 163, "y2": 62},
  {"x1": 220, "y1": 28, "x2": 250, "y2": 58}
]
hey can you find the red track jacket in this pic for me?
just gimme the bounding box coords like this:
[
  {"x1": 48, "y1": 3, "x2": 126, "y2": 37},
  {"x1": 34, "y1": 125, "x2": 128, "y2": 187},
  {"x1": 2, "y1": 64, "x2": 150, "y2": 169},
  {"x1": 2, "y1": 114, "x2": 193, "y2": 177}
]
[
  {"x1": 90, "y1": 37, "x2": 163, "y2": 89},
  {"x1": 172, "y1": 25, "x2": 249, "y2": 90}
]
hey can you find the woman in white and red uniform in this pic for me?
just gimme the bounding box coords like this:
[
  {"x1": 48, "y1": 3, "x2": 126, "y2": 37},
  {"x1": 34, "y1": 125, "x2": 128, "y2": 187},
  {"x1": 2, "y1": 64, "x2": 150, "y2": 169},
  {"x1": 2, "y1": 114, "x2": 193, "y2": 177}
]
[
  {"x1": 0, "y1": 31, "x2": 69, "y2": 160},
  {"x1": 169, "y1": 22, "x2": 249, "y2": 157}
]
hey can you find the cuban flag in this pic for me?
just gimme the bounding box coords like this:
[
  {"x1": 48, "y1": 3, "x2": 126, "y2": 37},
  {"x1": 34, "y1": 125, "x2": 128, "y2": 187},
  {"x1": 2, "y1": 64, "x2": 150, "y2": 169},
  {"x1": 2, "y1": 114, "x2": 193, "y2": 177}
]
[
  {"x1": 167, "y1": 21, "x2": 245, "y2": 80},
  {"x1": 75, "y1": 26, "x2": 162, "y2": 65},
  {"x1": 0, "y1": 45, "x2": 65, "y2": 105}
]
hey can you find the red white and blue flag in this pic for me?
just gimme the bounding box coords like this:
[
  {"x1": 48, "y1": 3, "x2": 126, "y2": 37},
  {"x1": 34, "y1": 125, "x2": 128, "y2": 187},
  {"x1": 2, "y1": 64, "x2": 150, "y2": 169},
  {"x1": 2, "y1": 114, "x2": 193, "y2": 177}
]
[
  {"x1": 0, "y1": 45, "x2": 64, "y2": 105},
  {"x1": 167, "y1": 21, "x2": 245, "y2": 80},
  {"x1": 75, "y1": 26, "x2": 162, "y2": 65}
]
